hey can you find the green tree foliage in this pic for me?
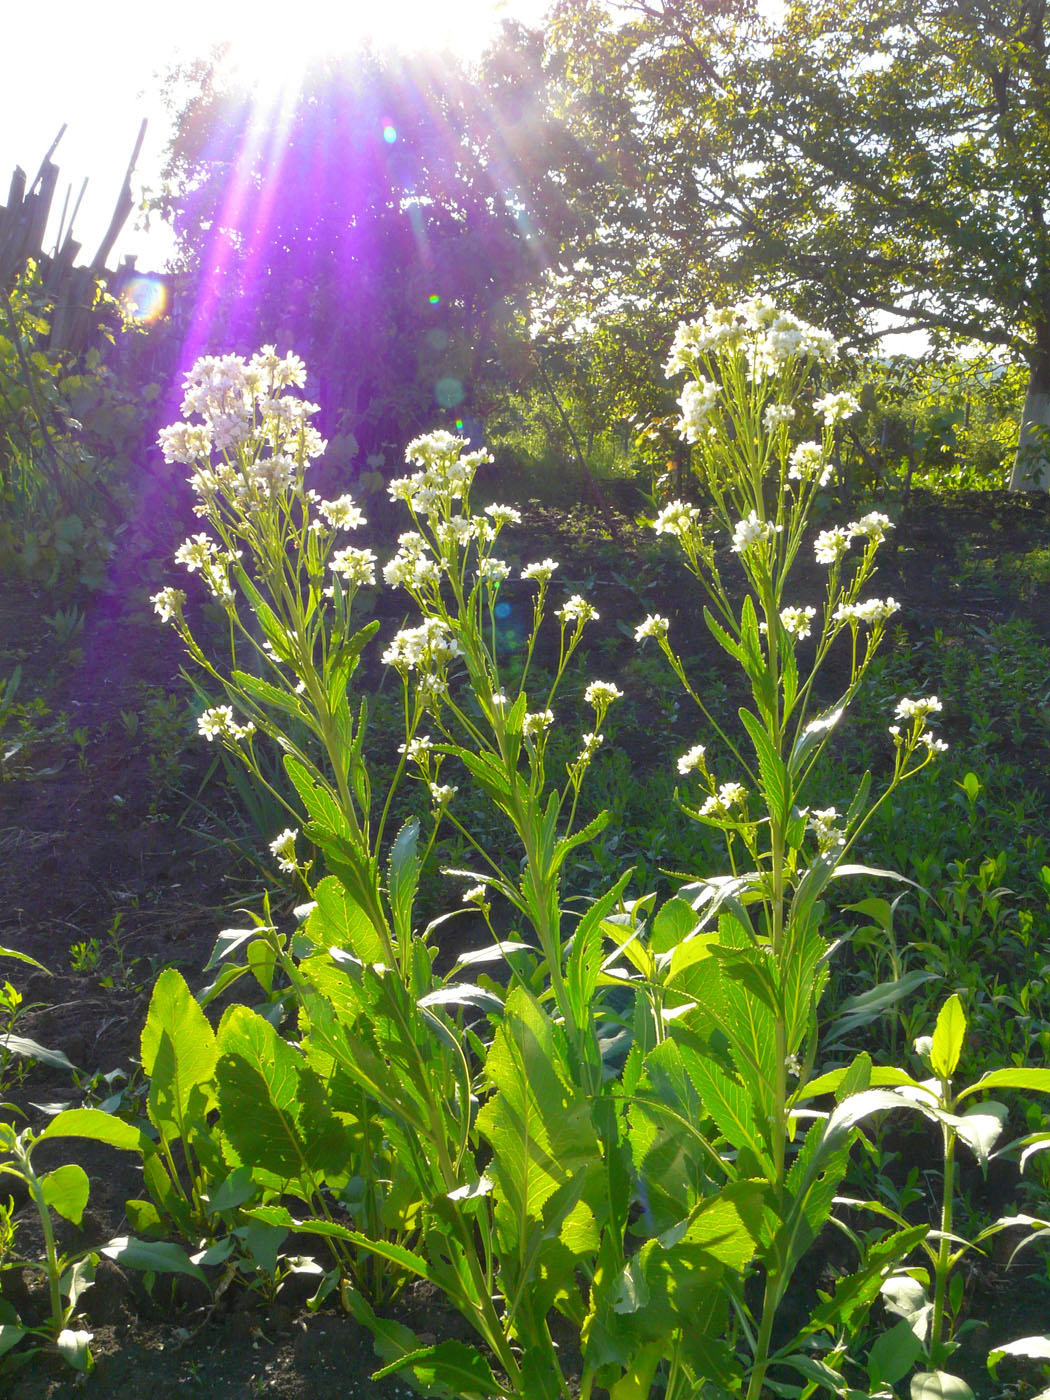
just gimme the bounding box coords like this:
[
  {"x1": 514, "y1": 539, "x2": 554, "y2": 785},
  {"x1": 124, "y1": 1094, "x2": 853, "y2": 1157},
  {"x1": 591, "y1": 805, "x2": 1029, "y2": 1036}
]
[
  {"x1": 547, "y1": 0, "x2": 1050, "y2": 488},
  {"x1": 158, "y1": 31, "x2": 594, "y2": 471}
]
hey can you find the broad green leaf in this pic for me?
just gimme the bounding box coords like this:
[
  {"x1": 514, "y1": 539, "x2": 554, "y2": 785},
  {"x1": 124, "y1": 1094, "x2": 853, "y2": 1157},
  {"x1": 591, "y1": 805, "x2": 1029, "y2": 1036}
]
[
  {"x1": 372, "y1": 1339, "x2": 504, "y2": 1397},
  {"x1": 930, "y1": 995, "x2": 966, "y2": 1079},
  {"x1": 651, "y1": 898, "x2": 697, "y2": 955},
  {"x1": 609, "y1": 1340, "x2": 664, "y2": 1400},
  {"x1": 0, "y1": 1033, "x2": 74, "y2": 1070},
  {"x1": 958, "y1": 1067, "x2": 1050, "y2": 1102},
  {"x1": 41, "y1": 1163, "x2": 89, "y2": 1226},
  {"x1": 56, "y1": 1328, "x2": 93, "y2": 1372},
  {"x1": 307, "y1": 876, "x2": 384, "y2": 962},
  {"x1": 101, "y1": 1235, "x2": 207, "y2": 1284},
  {"x1": 911, "y1": 1371, "x2": 974, "y2": 1400},
  {"x1": 140, "y1": 967, "x2": 218, "y2": 1141},
  {"x1": 868, "y1": 1318, "x2": 924, "y2": 1386},
  {"x1": 988, "y1": 1335, "x2": 1050, "y2": 1367},
  {"x1": 216, "y1": 1005, "x2": 308, "y2": 1180},
  {"x1": 41, "y1": 1107, "x2": 151, "y2": 1155},
  {"x1": 954, "y1": 1101, "x2": 1007, "y2": 1165},
  {"x1": 475, "y1": 988, "x2": 599, "y2": 1251},
  {"x1": 0, "y1": 1322, "x2": 27, "y2": 1358},
  {"x1": 678, "y1": 1047, "x2": 773, "y2": 1176}
]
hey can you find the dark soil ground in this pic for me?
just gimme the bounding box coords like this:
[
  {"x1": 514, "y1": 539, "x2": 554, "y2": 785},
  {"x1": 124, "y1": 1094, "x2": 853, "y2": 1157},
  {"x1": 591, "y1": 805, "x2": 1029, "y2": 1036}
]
[{"x1": 3, "y1": 489, "x2": 1050, "y2": 1398}]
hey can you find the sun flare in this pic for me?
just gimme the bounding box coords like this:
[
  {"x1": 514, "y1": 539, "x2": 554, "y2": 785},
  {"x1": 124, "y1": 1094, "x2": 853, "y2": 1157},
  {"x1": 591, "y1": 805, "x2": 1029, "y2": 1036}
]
[{"x1": 210, "y1": 0, "x2": 534, "y2": 97}]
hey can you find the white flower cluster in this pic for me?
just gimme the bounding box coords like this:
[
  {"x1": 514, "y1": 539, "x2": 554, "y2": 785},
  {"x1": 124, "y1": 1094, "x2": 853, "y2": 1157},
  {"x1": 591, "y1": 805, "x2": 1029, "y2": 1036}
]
[
  {"x1": 731, "y1": 510, "x2": 781, "y2": 554},
  {"x1": 399, "y1": 734, "x2": 433, "y2": 763},
  {"x1": 814, "y1": 391, "x2": 860, "y2": 426},
  {"x1": 477, "y1": 557, "x2": 511, "y2": 585},
  {"x1": 387, "y1": 431, "x2": 492, "y2": 519},
  {"x1": 269, "y1": 827, "x2": 299, "y2": 872},
  {"x1": 788, "y1": 440, "x2": 833, "y2": 488},
  {"x1": 317, "y1": 495, "x2": 366, "y2": 531},
  {"x1": 158, "y1": 347, "x2": 325, "y2": 498},
  {"x1": 677, "y1": 743, "x2": 707, "y2": 776},
  {"x1": 699, "y1": 782, "x2": 748, "y2": 817},
  {"x1": 584, "y1": 681, "x2": 623, "y2": 708},
  {"x1": 779, "y1": 605, "x2": 817, "y2": 639},
  {"x1": 576, "y1": 731, "x2": 604, "y2": 763},
  {"x1": 890, "y1": 695, "x2": 948, "y2": 753},
  {"x1": 330, "y1": 546, "x2": 378, "y2": 587},
  {"x1": 382, "y1": 617, "x2": 461, "y2": 672},
  {"x1": 834, "y1": 597, "x2": 899, "y2": 626},
  {"x1": 635, "y1": 614, "x2": 669, "y2": 642},
  {"x1": 383, "y1": 532, "x2": 442, "y2": 591},
  {"x1": 814, "y1": 514, "x2": 894, "y2": 566},
  {"x1": 197, "y1": 705, "x2": 256, "y2": 743},
  {"x1": 522, "y1": 709, "x2": 555, "y2": 736},
  {"x1": 809, "y1": 806, "x2": 844, "y2": 852},
  {"x1": 522, "y1": 558, "x2": 558, "y2": 584},
  {"x1": 652, "y1": 500, "x2": 700, "y2": 539},
  {"x1": 675, "y1": 377, "x2": 721, "y2": 442},
  {"x1": 763, "y1": 402, "x2": 795, "y2": 431},
  {"x1": 665, "y1": 299, "x2": 839, "y2": 387},
  {"x1": 150, "y1": 587, "x2": 186, "y2": 624},
  {"x1": 557, "y1": 595, "x2": 599, "y2": 625}
]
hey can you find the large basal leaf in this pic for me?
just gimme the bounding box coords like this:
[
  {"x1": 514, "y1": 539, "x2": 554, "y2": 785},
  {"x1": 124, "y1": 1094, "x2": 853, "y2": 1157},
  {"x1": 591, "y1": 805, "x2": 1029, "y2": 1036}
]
[
  {"x1": 306, "y1": 875, "x2": 385, "y2": 963},
  {"x1": 475, "y1": 988, "x2": 599, "y2": 1252},
  {"x1": 140, "y1": 967, "x2": 217, "y2": 1141},
  {"x1": 216, "y1": 1005, "x2": 312, "y2": 1182}
]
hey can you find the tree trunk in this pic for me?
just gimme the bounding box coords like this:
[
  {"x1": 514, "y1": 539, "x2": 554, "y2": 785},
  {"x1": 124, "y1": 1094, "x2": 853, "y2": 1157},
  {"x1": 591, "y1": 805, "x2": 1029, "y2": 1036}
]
[{"x1": 1010, "y1": 350, "x2": 1050, "y2": 491}]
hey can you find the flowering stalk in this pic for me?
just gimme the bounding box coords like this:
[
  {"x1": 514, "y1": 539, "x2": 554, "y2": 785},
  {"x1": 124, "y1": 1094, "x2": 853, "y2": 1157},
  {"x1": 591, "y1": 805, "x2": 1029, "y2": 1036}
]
[{"x1": 646, "y1": 298, "x2": 950, "y2": 1397}]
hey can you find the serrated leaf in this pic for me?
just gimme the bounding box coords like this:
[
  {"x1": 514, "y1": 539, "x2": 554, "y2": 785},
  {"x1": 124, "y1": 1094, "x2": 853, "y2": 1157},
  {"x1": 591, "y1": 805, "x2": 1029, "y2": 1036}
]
[
  {"x1": 141, "y1": 967, "x2": 217, "y2": 1142},
  {"x1": 307, "y1": 876, "x2": 385, "y2": 962}
]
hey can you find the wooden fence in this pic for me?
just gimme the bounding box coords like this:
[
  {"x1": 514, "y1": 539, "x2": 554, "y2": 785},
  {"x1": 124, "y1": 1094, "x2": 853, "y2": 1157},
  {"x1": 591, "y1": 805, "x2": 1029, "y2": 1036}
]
[{"x1": 0, "y1": 121, "x2": 148, "y2": 352}]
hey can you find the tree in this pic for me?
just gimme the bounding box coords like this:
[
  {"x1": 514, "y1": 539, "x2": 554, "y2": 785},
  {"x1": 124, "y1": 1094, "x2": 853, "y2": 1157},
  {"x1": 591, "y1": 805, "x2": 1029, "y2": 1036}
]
[
  {"x1": 157, "y1": 30, "x2": 592, "y2": 471},
  {"x1": 547, "y1": 0, "x2": 1050, "y2": 488}
]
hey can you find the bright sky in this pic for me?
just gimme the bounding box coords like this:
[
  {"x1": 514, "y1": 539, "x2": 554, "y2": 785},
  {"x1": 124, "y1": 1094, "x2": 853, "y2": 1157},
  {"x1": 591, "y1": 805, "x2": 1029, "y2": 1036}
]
[{"x1": 0, "y1": 0, "x2": 553, "y2": 273}]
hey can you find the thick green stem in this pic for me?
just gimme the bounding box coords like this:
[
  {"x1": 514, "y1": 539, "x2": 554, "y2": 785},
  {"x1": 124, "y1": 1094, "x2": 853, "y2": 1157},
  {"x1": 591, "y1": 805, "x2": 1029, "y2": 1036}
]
[{"x1": 929, "y1": 1104, "x2": 957, "y2": 1368}]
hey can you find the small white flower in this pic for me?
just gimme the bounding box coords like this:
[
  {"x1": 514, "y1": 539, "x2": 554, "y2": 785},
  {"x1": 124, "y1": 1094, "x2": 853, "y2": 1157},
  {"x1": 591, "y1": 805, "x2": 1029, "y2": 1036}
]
[
  {"x1": 814, "y1": 390, "x2": 860, "y2": 425},
  {"x1": 429, "y1": 782, "x2": 457, "y2": 805},
  {"x1": 731, "y1": 510, "x2": 780, "y2": 554},
  {"x1": 835, "y1": 597, "x2": 899, "y2": 626},
  {"x1": 198, "y1": 705, "x2": 234, "y2": 741},
  {"x1": 850, "y1": 511, "x2": 893, "y2": 544},
  {"x1": 398, "y1": 734, "x2": 433, "y2": 762},
  {"x1": 813, "y1": 527, "x2": 852, "y2": 565},
  {"x1": 477, "y1": 557, "x2": 511, "y2": 584},
  {"x1": 809, "y1": 807, "x2": 844, "y2": 851},
  {"x1": 484, "y1": 504, "x2": 522, "y2": 528},
  {"x1": 463, "y1": 884, "x2": 488, "y2": 905},
  {"x1": 174, "y1": 533, "x2": 217, "y2": 572},
  {"x1": 151, "y1": 587, "x2": 186, "y2": 624},
  {"x1": 522, "y1": 558, "x2": 559, "y2": 583},
  {"x1": 779, "y1": 605, "x2": 817, "y2": 639},
  {"x1": 576, "y1": 731, "x2": 604, "y2": 762},
  {"x1": 762, "y1": 402, "x2": 795, "y2": 431},
  {"x1": 330, "y1": 547, "x2": 377, "y2": 586},
  {"x1": 699, "y1": 782, "x2": 748, "y2": 817},
  {"x1": 920, "y1": 733, "x2": 949, "y2": 753},
  {"x1": 677, "y1": 743, "x2": 707, "y2": 775},
  {"x1": 584, "y1": 681, "x2": 623, "y2": 708},
  {"x1": 317, "y1": 495, "x2": 366, "y2": 530},
  {"x1": 895, "y1": 696, "x2": 942, "y2": 721},
  {"x1": 269, "y1": 827, "x2": 299, "y2": 873},
  {"x1": 652, "y1": 500, "x2": 699, "y2": 538},
  {"x1": 522, "y1": 709, "x2": 555, "y2": 736},
  {"x1": 635, "y1": 614, "x2": 669, "y2": 642},
  {"x1": 558, "y1": 595, "x2": 599, "y2": 625},
  {"x1": 675, "y1": 377, "x2": 721, "y2": 443}
]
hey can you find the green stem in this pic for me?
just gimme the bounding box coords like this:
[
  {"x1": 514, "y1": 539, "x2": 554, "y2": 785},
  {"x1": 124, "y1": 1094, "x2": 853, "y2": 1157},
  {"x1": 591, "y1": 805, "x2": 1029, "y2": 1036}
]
[{"x1": 930, "y1": 1102, "x2": 957, "y2": 1368}]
